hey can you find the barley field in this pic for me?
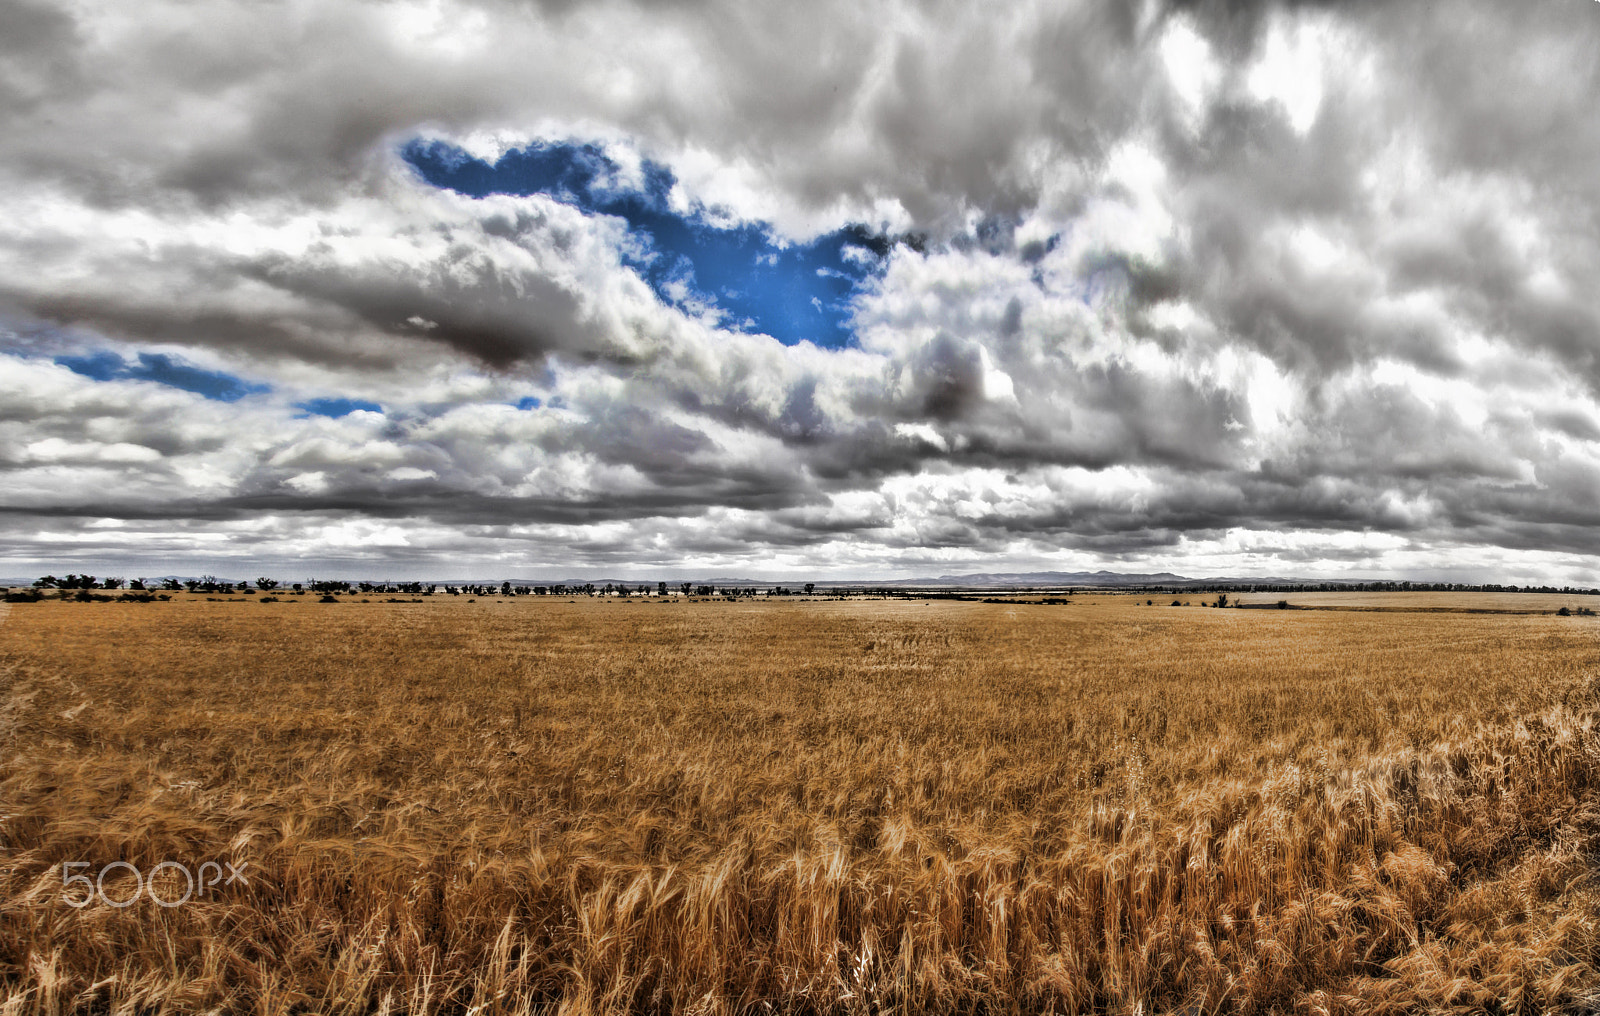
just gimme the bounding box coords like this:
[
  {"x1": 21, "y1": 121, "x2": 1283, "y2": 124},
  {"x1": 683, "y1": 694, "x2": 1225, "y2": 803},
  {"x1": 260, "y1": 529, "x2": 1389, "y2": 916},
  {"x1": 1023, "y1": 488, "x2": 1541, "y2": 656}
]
[{"x1": 2, "y1": 594, "x2": 1598, "y2": 1014}]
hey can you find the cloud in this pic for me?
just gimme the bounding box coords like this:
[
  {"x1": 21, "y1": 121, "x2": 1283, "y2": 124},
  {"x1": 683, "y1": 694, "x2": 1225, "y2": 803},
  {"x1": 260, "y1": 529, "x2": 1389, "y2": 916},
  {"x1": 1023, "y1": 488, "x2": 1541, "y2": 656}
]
[{"x1": 3, "y1": 0, "x2": 1600, "y2": 582}]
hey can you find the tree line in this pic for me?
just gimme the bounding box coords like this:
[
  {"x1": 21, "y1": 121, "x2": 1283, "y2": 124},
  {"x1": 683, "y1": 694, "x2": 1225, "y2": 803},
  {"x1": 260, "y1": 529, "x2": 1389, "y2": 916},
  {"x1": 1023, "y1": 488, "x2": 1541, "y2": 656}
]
[
  {"x1": 24, "y1": 575, "x2": 823, "y2": 599},
  {"x1": 24, "y1": 574, "x2": 1599, "y2": 598}
]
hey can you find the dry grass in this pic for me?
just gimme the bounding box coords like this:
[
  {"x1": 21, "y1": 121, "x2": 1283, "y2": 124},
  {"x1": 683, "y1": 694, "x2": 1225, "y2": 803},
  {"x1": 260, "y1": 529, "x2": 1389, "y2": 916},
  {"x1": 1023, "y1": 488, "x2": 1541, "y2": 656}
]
[
  {"x1": 1202, "y1": 590, "x2": 1600, "y2": 612},
  {"x1": 2, "y1": 594, "x2": 1598, "y2": 1014}
]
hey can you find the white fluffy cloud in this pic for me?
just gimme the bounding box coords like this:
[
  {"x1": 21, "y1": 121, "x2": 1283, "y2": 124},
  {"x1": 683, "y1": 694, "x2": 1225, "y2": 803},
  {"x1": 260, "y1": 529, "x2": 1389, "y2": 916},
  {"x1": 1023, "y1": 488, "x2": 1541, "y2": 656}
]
[{"x1": 4, "y1": 0, "x2": 1600, "y2": 582}]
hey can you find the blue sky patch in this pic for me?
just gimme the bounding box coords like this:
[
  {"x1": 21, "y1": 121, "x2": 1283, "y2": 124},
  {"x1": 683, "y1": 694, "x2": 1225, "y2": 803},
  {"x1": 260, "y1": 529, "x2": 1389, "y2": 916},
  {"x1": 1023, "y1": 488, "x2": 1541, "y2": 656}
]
[
  {"x1": 515, "y1": 395, "x2": 541, "y2": 410},
  {"x1": 404, "y1": 139, "x2": 893, "y2": 348},
  {"x1": 297, "y1": 397, "x2": 383, "y2": 418},
  {"x1": 56, "y1": 351, "x2": 269, "y2": 402}
]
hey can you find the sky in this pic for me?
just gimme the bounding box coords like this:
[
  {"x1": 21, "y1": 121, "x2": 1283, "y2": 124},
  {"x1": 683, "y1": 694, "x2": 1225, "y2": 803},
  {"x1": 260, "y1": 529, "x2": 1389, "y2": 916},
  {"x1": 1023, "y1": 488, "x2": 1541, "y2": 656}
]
[{"x1": 3, "y1": 0, "x2": 1600, "y2": 582}]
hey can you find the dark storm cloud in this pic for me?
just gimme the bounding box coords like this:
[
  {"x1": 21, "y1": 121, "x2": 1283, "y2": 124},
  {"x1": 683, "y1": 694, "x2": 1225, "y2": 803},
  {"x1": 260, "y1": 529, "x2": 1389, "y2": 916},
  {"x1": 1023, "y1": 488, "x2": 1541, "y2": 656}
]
[
  {"x1": 0, "y1": 0, "x2": 83, "y2": 114},
  {"x1": 0, "y1": 0, "x2": 1147, "y2": 220},
  {"x1": 243, "y1": 245, "x2": 603, "y2": 369},
  {"x1": 1142, "y1": 0, "x2": 1600, "y2": 390}
]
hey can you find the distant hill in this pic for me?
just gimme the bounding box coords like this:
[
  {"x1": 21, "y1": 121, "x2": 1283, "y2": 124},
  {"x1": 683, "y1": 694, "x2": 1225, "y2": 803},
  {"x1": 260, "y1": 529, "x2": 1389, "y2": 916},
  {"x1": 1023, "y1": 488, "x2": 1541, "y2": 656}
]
[
  {"x1": 924, "y1": 570, "x2": 1195, "y2": 587},
  {"x1": 623, "y1": 571, "x2": 1315, "y2": 589},
  {"x1": 542, "y1": 573, "x2": 1208, "y2": 588}
]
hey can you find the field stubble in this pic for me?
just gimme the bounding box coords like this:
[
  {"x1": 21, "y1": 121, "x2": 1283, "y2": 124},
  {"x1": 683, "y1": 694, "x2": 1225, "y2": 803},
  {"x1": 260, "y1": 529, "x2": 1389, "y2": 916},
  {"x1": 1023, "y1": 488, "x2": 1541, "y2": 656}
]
[{"x1": 2, "y1": 596, "x2": 1599, "y2": 1013}]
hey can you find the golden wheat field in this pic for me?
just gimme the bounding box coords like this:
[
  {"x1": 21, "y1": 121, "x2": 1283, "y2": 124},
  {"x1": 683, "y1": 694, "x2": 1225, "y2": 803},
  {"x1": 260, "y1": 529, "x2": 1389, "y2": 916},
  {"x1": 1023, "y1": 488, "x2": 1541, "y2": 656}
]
[{"x1": 2, "y1": 593, "x2": 1599, "y2": 1014}]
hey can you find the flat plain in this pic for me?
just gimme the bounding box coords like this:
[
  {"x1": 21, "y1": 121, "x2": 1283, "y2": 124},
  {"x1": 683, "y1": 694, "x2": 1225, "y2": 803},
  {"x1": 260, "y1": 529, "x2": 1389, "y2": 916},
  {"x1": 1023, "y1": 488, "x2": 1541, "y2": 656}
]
[{"x1": 2, "y1": 593, "x2": 1598, "y2": 1014}]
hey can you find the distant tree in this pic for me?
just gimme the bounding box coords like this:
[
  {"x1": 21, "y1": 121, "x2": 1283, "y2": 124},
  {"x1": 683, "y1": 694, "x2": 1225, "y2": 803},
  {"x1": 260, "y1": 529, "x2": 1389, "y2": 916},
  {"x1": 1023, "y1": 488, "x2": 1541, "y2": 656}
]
[
  {"x1": 501, "y1": 581, "x2": 512, "y2": 596},
  {"x1": 1171, "y1": 600, "x2": 1181, "y2": 606},
  {"x1": 1215, "y1": 593, "x2": 1230, "y2": 608},
  {"x1": 102, "y1": 577, "x2": 124, "y2": 589},
  {"x1": 1558, "y1": 606, "x2": 1572, "y2": 616},
  {"x1": 33, "y1": 575, "x2": 59, "y2": 588},
  {"x1": 681, "y1": 582, "x2": 693, "y2": 596},
  {"x1": 805, "y1": 583, "x2": 815, "y2": 595},
  {"x1": 184, "y1": 579, "x2": 200, "y2": 592},
  {"x1": 658, "y1": 581, "x2": 668, "y2": 597},
  {"x1": 128, "y1": 578, "x2": 146, "y2": 591}
]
